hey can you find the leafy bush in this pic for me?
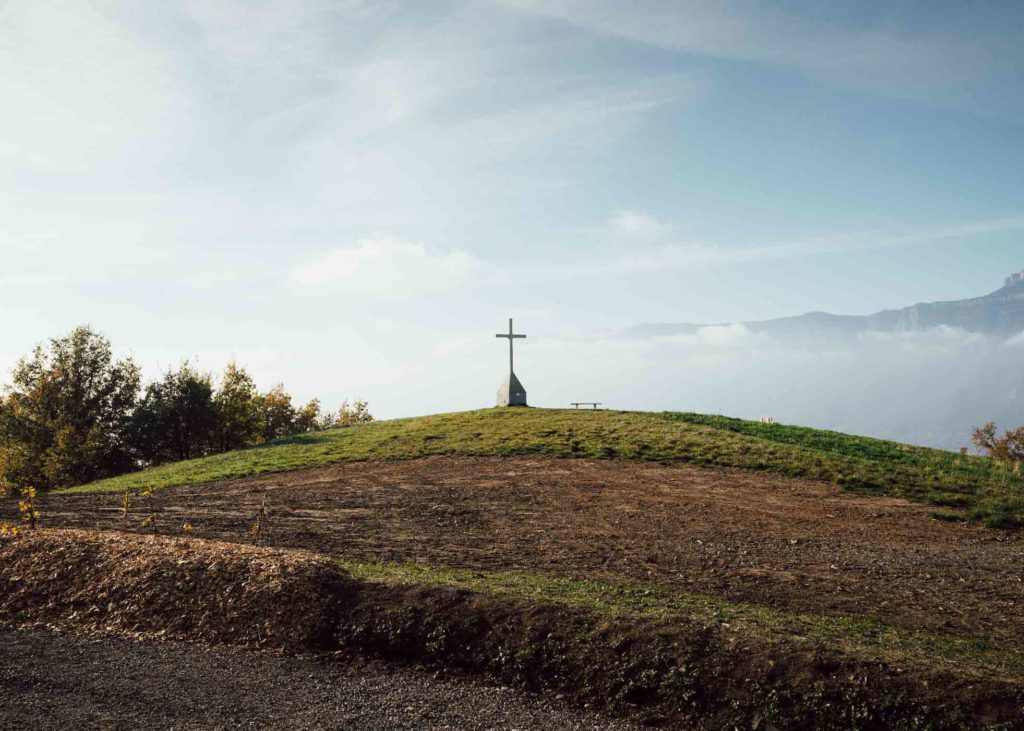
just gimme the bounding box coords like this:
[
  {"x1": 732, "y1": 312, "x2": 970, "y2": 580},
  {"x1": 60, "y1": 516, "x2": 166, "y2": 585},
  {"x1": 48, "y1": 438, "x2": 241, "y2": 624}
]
[
  {"x1": 337, "y1": 399, "x2": 374, "y2": 426},
  {"x1": 0, "y1": 326, "x2": 371, "y2": 489},
  {"x1": 971, "y1": 422, "x2": 1024, "y2": 463}
]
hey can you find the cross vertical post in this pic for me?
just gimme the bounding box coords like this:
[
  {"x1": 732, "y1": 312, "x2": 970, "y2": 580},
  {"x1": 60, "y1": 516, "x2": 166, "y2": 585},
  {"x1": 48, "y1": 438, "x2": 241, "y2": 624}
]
[
  {"x1": 495, "y1": 318, "x2": 526, "y2": 377},
  {"x1": 495, "y1": 318, "x2": 527, "y2": 406}
]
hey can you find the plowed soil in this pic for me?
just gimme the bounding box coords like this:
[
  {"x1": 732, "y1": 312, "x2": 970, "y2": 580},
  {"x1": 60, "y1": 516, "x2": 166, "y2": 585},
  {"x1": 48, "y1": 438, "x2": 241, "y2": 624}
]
[{"x1": 36, "y1": 456, "x2": 1024, "y2": 643}]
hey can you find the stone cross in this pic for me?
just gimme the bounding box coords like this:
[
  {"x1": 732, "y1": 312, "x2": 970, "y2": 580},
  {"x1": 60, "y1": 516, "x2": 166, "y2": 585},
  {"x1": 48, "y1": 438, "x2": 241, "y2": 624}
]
[
  {"x1": 495, "y1": 318, "x2": 527, "y2": 406},
  {"x1": 495, "y1": 318, "x2": 526, "y2": 375}
]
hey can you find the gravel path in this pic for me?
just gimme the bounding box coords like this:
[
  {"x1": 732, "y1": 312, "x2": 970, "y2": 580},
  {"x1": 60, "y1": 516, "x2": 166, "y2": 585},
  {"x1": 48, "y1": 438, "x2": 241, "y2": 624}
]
[{"x1": 0, "y1": 626, "x2": 640, "y2": 730}]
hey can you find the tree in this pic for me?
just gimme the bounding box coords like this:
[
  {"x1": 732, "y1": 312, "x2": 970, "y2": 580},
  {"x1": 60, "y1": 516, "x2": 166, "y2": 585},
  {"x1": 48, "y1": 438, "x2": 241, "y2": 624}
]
[
  {"x1": 0, "y1": 396, "x2": 14, "y2": 494},
  {"x1": 0, "y1": 326, "x2": 140, "y2": 489},
  {"x1": 130, "y1": 362, "x2": 216, "y2": 465},
  {"x1": 337, "y1": 399, "x2": 374, "y2": 426},
  {"x1": 293, "y1": 398, "x2": 335, "y2": 433},
  {"x1": 255, "y1": 384, "x2": 296, "y2": 442},
  {"x1": 213, "y1": 363, "x2": 259, "y2": 452},
  {"x1": 972, "y1": 422, "x2": 1024, "y2": 463}
]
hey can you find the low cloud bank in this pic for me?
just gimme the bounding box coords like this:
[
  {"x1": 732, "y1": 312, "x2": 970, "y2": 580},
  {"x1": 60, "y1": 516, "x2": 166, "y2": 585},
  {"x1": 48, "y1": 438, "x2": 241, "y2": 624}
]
[{"x1": 530, "y1": 325, "x2": 1024, "y2": 450}]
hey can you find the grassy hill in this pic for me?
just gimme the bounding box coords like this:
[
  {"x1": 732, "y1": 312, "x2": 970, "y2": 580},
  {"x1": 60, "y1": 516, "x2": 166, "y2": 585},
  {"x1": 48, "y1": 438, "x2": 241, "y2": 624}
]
[{"x1": 58, "y1": 408, "x2": 1024, "y2": 527}]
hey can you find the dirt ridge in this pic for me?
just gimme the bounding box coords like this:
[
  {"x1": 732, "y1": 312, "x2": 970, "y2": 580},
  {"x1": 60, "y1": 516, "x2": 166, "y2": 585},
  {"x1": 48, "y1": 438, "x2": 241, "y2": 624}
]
[
  {"x1": 1, "y1": 529, "x2": 1022, "y2": 729},
  {"x1": 33, "y1": 456, "x2": 1024, "y2": 643},
  {"x1": 0, "y1": 529, "x2": 346, "y2": 651}
]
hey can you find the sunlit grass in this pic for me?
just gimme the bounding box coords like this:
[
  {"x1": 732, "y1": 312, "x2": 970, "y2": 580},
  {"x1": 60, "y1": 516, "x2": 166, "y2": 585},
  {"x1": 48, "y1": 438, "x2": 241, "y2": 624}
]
[
  {"x1": 57, "y1": 408, "x2": 1024, "y2": 527},
  {"x1": 338, "y1": 558, "x2": 1024, "y2": 679}
]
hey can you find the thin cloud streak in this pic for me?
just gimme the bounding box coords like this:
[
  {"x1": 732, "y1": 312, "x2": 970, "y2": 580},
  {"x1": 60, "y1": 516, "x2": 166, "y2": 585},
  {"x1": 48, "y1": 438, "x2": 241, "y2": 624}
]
[
  {"x1": 289, "y1": 236, "x2": 490, "y2": 295},
  {"x1": 492, "y1": 0, "x2": 1019, "y2": 110},
  {"x1": 609, "y1": 209, "x2": 667, "y2": 239},
  {"x1": 546, "y1": 216, "x2": 1024, "y2": 281},
  {"x1": 281, "y1": 215, "x2": 1024, "y2": 297}
]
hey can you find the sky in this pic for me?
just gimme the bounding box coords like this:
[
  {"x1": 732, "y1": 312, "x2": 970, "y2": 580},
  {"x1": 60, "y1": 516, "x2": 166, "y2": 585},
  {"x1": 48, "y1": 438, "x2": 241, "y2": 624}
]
[{"x1": 2, "y1": 1, "x2": 1023, "y2": 442}]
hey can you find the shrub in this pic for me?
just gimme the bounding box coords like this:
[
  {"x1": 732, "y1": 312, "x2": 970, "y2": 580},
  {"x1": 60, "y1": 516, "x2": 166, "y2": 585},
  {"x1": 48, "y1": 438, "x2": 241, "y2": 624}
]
[
  {"x1": 337, "y1": 399, "x2": 374, "y2": 426},
  {"x1": 971, "y1": 422, "x2": 1024, "y2": 463}
]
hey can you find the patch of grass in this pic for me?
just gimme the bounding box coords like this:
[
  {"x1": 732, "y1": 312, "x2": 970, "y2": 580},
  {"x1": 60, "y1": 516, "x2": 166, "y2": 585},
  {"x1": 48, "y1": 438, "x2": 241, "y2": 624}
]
[
  {"x1": 665, "y1": 412, "x2": 1024, "y2": 525},
  {"x1": 966, "y1": 499, "x2": 1024, "y2": 529},
  {"x1": 57, "y1": 408, "x2": 1024, "y2": 527},
  {"x1": 930, "y1": 510, "x2": 967, "y2": 523},
  {"x1": 337, "y1": 559, "x2": 1024, "y2": 679}
]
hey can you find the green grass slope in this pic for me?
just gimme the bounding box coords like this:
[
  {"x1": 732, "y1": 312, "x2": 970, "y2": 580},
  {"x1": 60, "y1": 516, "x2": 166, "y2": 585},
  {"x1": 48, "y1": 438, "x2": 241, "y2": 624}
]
[
  {"x1": 340, "y1": 559, "x2": 1024, "y2": 680},
  {"x1": 59, "y1": 408, "x2": 1024, "y2": 527}
]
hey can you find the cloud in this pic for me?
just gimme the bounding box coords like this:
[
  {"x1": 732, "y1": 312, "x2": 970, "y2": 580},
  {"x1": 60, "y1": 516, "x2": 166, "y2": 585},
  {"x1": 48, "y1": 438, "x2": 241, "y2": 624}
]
[
  {"x1": 493, "y1": 0, "x2": 1019, "y2": 109},
  {"x1": 1000, "y1": 332, "x2": 1024, "y2": 349},
  {"x1": 289, "y1": 236, "x2": 486, "y2": 295},
  {"x1": 441, "y1": 78, "x2": 683, "y2": 159},
  {"x1": 432, "y1": 336, "x2": 475, "y2": 358},
  {"x1": 601, "y1": 216, "x2": 1024, "y2": 274},
  {"x1": 672, "y1": 323, "x2": 753, "y2": 347},
  {"x1": 0, "y1": 4, "x2": 193, "y2": 180},
  {"x1": 609, "y1": 210, "x2": 666, "y2": 239},
  {"x1": 0, "y1": 272, "x2": 67, "y2": 288},
  {"x1": 531, "y1": 323, "x2": 1023, "y2": 450}
]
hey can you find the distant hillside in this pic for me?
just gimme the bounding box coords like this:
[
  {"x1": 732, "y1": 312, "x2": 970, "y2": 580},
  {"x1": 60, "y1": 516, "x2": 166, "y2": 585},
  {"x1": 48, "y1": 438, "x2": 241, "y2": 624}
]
[{"x1": 629, "y1": 270, "x2": 1024, "y2": 338}]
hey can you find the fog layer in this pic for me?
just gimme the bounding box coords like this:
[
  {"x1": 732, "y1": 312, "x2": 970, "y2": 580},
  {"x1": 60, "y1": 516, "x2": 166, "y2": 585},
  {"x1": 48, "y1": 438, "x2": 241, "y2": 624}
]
[{"x1": 525, "y1": 326, "x2": 1024, "y2": 451}]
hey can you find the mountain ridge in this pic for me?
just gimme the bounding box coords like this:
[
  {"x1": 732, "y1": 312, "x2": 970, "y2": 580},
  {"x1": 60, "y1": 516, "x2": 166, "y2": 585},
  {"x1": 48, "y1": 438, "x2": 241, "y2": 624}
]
[{"x1": 629, "y1": 271, "x2": 1024, "y2": 338}]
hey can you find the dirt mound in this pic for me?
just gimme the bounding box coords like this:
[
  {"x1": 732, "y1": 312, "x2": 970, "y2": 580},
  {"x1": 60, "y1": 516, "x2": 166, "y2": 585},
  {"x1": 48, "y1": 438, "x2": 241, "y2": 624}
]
[
  {"x1": 0, "y1": 529, "x2": 348, "y2": 651},
  {"x1": 2, "y1": 529, "x2": 1022, "y2": 729},
  {"x1": 337, "y1": 582, "x2": 1024, "y2": 730},
  {"x1": 36, "y1": 455, "x2": 1024, "y2": 643}
]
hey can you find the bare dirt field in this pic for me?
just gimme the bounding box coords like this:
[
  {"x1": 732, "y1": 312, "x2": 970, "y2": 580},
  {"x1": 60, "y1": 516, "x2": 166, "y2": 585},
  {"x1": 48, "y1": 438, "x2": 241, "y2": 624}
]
[{"x1": 37, "y1": 455, "x2": 1024, "y2": 643}]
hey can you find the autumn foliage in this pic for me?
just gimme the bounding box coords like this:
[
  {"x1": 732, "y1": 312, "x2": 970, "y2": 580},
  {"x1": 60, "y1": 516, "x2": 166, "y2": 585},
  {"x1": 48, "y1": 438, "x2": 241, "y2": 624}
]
[
  {"x1": 0, "y1": 326, "x2": 372, "y2": 490},
  {"x1": 971, "y1": 422, "x2": 1024, "y2": 463},
  {"x1": 0, "y1": 327, "x2": 139, "y2": 490}
]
